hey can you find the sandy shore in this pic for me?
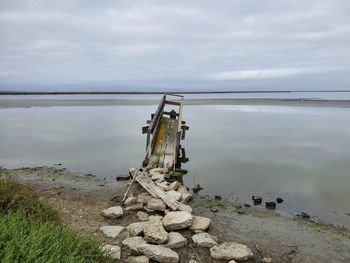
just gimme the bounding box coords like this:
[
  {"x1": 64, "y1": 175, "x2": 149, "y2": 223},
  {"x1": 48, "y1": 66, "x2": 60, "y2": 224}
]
[
  {"x1": 1, "y1": 167, "x2": 349, "y2": 263},
  {"x1": 1, "y1": 98, "x2": 350, "y2": 108}
]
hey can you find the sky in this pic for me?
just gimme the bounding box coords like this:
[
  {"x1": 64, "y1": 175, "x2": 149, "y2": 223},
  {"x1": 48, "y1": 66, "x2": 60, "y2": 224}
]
[{"x1": 0, "y1": 0, "x2": 349, "y2": 91}]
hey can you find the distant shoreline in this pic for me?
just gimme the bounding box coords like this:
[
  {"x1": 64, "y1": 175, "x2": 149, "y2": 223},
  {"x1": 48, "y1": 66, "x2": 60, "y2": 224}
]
[
  {"x1": 1, "y1": 98, "x2": 350, "y2": 108},
  {"x1": 1, "y1": 90, "x2": 350, "y2": 95}
]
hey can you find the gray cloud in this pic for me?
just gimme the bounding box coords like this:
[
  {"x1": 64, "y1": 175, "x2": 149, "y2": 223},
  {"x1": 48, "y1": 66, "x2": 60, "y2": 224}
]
[{"x1": 0, "y1": 0, "x2": 349, "y2": 91}]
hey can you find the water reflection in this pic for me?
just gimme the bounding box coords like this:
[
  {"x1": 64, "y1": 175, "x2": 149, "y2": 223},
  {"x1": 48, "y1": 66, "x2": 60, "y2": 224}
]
[{"x1": 0, "y1": 104, "x2": 349, "y2": 228}]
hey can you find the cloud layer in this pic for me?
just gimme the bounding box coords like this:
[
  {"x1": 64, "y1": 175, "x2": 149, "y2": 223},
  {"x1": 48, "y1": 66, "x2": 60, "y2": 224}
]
[{"x1": 0, "y1": 0, "x2": 349, "y2": 91}]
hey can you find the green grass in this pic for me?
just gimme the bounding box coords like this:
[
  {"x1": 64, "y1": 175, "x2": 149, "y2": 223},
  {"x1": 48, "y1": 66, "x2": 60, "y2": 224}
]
[{"x1": 0, "y1": 179, "x2": 113, "y2": 263}]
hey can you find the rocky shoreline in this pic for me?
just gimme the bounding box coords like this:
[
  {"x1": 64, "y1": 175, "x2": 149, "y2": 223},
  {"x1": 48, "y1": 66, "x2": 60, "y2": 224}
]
[{"x1": 1, "y1": 166, "x2": 349, "y2": 263}]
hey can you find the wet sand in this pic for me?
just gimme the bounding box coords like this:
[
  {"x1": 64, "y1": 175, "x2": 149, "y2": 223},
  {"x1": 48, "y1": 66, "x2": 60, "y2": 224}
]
[
  {"x1": 1, "y1": 98, "x2": 350, "y2": 108},
  {"x1": 1, "y1": 167, "x2": 349, "y2": 263}
]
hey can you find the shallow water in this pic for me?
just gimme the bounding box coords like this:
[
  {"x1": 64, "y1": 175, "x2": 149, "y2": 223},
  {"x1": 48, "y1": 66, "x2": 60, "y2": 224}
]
[{"x1": 0, "y1": 104, "x2": 349, "y2": 228}]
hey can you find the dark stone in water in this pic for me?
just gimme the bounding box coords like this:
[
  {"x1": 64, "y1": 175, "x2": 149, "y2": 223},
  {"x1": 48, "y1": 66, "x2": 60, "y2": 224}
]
[
  {"x1": 215, "y1": 195, "x2": 222, "y2": 200},
  {"x1": 298, "y1": 212, "x2": 310, "y2": 219},
  {"x1": 116, "y1": 175, "x2": 130, "y2": 181},
  {"x1": 244, "y1": 203, "x2": 251, "y2": 208},
  {"x1": 265, "y1": 201, "x2": 276, "y2": 209},
  {"x1": 192, "y1": 184, "x2": 203, "y2": 193},
  {"x1": 111, "y1": 195, "x2": 123, "y2": 202},
  {"x1": 211, "y1": 207, "x2": 219, "y2": 213},
  {"x1": 276, "y1": 197, "x2": 284, "y2": 204},
  {"x1": 252, "y1": 195, "x2": 262, "y2": 205}
]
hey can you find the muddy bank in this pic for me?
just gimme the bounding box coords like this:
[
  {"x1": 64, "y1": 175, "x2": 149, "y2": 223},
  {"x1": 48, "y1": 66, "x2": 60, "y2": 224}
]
[
  {"x1": 1, "y1": 166, "x2": 349, "y2": 262},
  {"x1": 1, "y1": 98, "x2": 350, "y2": 108}
]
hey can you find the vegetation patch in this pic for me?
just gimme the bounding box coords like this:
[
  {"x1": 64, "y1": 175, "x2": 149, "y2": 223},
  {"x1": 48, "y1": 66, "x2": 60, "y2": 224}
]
[{"x1": 0, "y1": 179, "x2": 112, "y2": 263}]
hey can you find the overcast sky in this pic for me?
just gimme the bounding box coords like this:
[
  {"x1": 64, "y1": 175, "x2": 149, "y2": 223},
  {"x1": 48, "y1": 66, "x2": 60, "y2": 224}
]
[{"x1": 0, "y1": 0, "x2": 349, "y2": 91}]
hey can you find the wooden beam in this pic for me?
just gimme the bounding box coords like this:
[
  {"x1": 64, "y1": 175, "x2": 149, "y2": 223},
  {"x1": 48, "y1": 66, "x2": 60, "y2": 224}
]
[
  {"x1": 165, "y1": 100, "x2": 181, "y2": 106},
  {"x1": 130, "y1": 169, "x2": 179, "y2": 210}
]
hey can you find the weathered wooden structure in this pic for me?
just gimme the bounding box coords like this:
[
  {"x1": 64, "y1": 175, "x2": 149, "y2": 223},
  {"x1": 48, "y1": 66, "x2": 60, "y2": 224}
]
[
  {"x1": 123, "y1": 95, "x2": 189, "y2": 207},
  {"x1": 142, "y1": 94, "x2": 189, "y2": 170}
]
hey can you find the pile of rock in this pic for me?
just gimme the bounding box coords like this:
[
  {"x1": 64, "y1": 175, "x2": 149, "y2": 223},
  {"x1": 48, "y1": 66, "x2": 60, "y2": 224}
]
[{"x1": 99, "y1": 167, "x2": 255, "y2": 262}]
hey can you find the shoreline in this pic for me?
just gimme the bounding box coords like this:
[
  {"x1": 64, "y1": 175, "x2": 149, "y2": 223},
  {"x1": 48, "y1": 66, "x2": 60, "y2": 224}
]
[
  {"x1": 1, "y1": 98, "x2": 350, "y2": 108},
  {"x1": 1, "y1": 166, "x2": 349, "y2": 262}
]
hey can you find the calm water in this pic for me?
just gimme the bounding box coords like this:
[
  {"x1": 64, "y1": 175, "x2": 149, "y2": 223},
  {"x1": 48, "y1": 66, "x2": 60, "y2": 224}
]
[{"x1": 0, "y1": 104, "x2": 349, "y2": 228}]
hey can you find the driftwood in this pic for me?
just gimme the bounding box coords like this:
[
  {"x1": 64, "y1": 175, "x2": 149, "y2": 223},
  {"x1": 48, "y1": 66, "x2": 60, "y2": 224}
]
[{"x1": 130, "y1": 168, "x2": 179, "y2": 210}]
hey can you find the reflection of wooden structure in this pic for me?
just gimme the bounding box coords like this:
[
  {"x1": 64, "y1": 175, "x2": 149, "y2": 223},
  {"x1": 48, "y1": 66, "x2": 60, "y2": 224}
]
[{"x1": 142, "y1": 94, "x2": 189, "y2": 170}]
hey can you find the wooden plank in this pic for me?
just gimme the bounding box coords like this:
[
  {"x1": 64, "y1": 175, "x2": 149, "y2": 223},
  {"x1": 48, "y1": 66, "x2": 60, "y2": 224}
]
[
  {"x1": 148, "y1": 95, "x2": 166, "y2": 133},
  {"x1": 165, "y1": 100, "x2": 181, "y2": 106},
  {"x1": 131, "y1": 170, "x2": 179, "y2": 210}
]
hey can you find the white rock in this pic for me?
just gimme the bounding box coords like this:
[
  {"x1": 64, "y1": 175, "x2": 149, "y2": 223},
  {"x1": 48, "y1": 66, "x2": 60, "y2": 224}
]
[
  {"x1": 178, "y1": 186, "x2": 192, "y2": 203},
  {"x1": 125, "y1": 203, "x2": 144, "y2": 211},
  {"x1": 137, "y1": 193, "x2": 153, "y2": 204},
  {"x1": 138, "y1": 244, "x2": 179, "y2": 263},
  {"x1": 177, "y1": 202, "x2": 193, "y2": 213},
  {"x1": 100, "y1": 225, "x2": 125, "y2": 238},
  {"x1": 156, "y1": 181, "x2": 171, "y2": 191},
  {"x1": 162, "y1": 211, "x2": 193, "y2": 231},
  {"x1": 137, "y1": 211, "x2": 149, "y2": 221},
  {"x1": 127, "y1": 255, "x2": 150, "y2": 263},
  {"x1": 147, "y1": 198, "x2": 166, "y2": 212},
  {"x1": 164, "y1": 232, "x2": 187, "y2": 249},
  {"x1": 210, "y1": 242, "x2": 254, "y2": 261},
  {"x1": 169, "y1": 181, "x2": 181, "y2": 190},
  {"x1": 122, "y1": 236, "x2": 147, "y2": 254},
  {"x1": 148, "y1": 215, "x2": 163, "y2": 221},
  {"x1": 149, "y1": 167, "x2": 168, "y2": 174},
  {"x1": 101, "y1": 206, "x2": 123, "y2": 218},
  {"x1": 144, "y1": 218, "x2": 169, "y2": 244},
  {"x1": 150, "y1": 173, "x2": 165, "y2": 181},
  {"x1": 192, "y1": 232, "x2": 218, "y2": 248},
  {"x1": 190, "y1": 216, "x2": 211, "y2": 232},
  {"x1": 101, "y1": 244, "x2": 121, "y2": 260},
  {"x1": 166, "y1": 190, "x2": 182, "y2": 201},
  {"x1": 229, "y1": 261, "x2": 238, "y2": 263},
  {"x1": 127, "y1": 222, "x2": 144, "y2": 236},
  {"x1": 262, "y1": 257, "x2": 272, "y2": 263},
  {"x1": 125, "y1": 196, "x2": 137, "y2": 206}
]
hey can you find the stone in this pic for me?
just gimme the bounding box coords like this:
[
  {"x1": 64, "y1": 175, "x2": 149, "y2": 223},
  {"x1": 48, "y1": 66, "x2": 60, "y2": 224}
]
[
  {"x1": 262, "y1": 257, "x2": 272, "y2": 263},
  {"x1": 101, "y1": 206, "x2": 123, "y2": 218},
  {"x1": 162, "y1": 211, "x2": 193, "y2": 231},
  {"x1": 189, "y1": 260, "x2": 199, "y2": 263},
  {"x1": 150, "y1": 173, "x2": 165, "y2": 181},
  {"x1": 126, "y1": 203, "x2": 144, "y2": 211},
  {"x1": 127, "y1": 222, "x2": 144, "y2": 236},
  {"x1": 147, "y1": 198, "x2": 166, "y2": 212},
  {"x1": 214, "y1": 195, "x2": 222, "y2": 200},
  {"x1": 177, "y1": 202, "x2": 193, "y2": 213},
  {"x1": 265, "y1": 201, "x2": 276, "y2": 210},
  {"x1": 210, "y1": 242, "x2": 254, "y2": 261},
  {"x1": 138, "y1": 244, "x2": 179, "y2": 263},
  {"x1": 178, "y1": 186, "x2": 192, "y2": 203},
  {"x1": 276, "y1": 197, "x2": 284, "y2": 204},
  {"x1": 192, "y1": 184, "x2": 203, "y2": 193},
  {"x1": 252, "y1": 195, "x2": 262, "y2": 205},
  {"x1": 149, "y1": 167, "x2": 168, "y2": 174},
  {"x1": 190, "y1": 216, "x2": 211, "y2": 232},
  {"x1": 122, "y1": 236, "x2": 147, "y2": 254},
  {"x1": 137, "y1": 211, "x2": 149, "y2": 221},
  {"x1": 100, "y1": 225, "x2": 125, "y2": 238},
  {"x1": 127, "y1": 255, "x2": 150, "y2": 263},
  {"x1": 101, "y1": 244, "x2": 121, "y2": 260},
  {"x1": 156, "y1": 181, "x2": 171, "y2": 191},
  {"x1": 125, "y1": 196, "x2": 137, "y2": 206},
  {"x1": 169, "y1": 181, "x2": 181, "y2": 190},
  {"x1": 164, "y1": 232, "x2": 187, "y2": 249},
  {"x1": 166, "y1": 190, "x2": 182, "y2": 201},
  {"x1": 192, "y1": 232, "x2": 218, "y2": 248},
  {"x1": 148, "y1": 215, "x2": 163, "y2": 221},
  {"x1": 116, "y1": 175, "x2": 130, "y2": 181},
  {"x1": 137, "y1": 193, "x2": 153, "y2": 204},
  {"x1": 229, "y1": 261, "x2": 237, "y2": 263},
  {"x1": 144, "y1": 218, "x2": 169, "y2": 244},
  {"x1": 211, "y1": 207, "x2": 219, "y2": 213}
]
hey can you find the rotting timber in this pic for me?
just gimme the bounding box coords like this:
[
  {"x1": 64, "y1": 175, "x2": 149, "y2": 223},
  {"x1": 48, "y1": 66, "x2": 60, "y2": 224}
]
[
  {"x1": 142, "y1": 94, "x2": 189, "y2": 170},
  {"x1": 122, "y1": 94, "x2": 189, "y2": 210}
]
